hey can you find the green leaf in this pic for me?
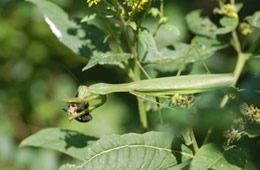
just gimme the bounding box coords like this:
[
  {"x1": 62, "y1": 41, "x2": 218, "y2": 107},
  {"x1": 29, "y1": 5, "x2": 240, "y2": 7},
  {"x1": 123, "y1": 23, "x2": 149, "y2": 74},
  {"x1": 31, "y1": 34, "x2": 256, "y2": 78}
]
[
  {"x1": 215, "y1": 17, "x2": 239, "y2": 34},
  {"x1": 82, "y1": 52, "x2": 132, "y2": 71},
  {"x1": 248, "y1": 57, "x2": 260, "y2": 76},
  {"x1": 143, "y1": 36, "x2": 227, "y2": 72},
  {"x1": 235, "y1": 3, "x2": 244, "y2": 13},
  {"x1": 149, "y1": 8, "x2": 160, "y2": 18},
  {"x1": 167, "y1": 160, "x2": 191, "y2": 170},
  {"x1": 162, "y1": 24, "x2": 180, "y2": 36},
  {"x1": 20, "y1": 128, "x2": 97, "y2": 161},
  {"x1": 245, "y1": 122, "x2": 260, "y2": 138},
  {"x1": 59, "y1": 132, "x2": 193, "y2": 170},
  {"x1": 59, "y1": 164, "x2": 78, "y2": 170},
  {"x1": 81, "y1": 14, "x2": 96, "y2": 23},
  {"x1": 246, "y1": 11, "x2": 260, "y2": 28},
  {"x1": 126, "y1": 21, "x2": 137, "y2": 30},
  {"x1": 190, "y1": 143, "x2": 247, "y2": 170},
  {"x1": 139, "y1": 30, "x2": 163, "y2": 60},
  {"x1": 27, "y1": 0, "x2": 107, "y2": 58},
  {"x1": 186, "y1": 10, "x2": 238, "y2": 38},
  {"x1": 186, "y1": 10, "x2": 217, "y2": 38}
]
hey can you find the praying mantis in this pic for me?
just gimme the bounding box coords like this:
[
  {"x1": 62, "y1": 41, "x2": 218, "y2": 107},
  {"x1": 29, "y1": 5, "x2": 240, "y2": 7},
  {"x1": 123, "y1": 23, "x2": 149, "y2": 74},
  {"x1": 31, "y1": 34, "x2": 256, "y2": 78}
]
[{"x1": 63, "y1": 73, "x2": 235, "y2": 122}]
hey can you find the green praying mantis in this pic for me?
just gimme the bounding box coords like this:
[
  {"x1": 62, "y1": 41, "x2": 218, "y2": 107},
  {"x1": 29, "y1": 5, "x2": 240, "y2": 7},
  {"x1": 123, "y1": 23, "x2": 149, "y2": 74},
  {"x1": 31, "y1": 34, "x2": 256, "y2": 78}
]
[{"x1": 63, "y1": 73, "x2": 235, "y2": 122}]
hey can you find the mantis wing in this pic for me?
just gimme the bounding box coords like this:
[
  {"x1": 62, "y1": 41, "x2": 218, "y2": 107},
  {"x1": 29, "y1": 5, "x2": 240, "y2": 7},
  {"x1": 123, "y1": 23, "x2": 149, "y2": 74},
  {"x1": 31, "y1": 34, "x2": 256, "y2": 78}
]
[{"x1": 89, "y1": 74, "x2": 235, "y2": 95}]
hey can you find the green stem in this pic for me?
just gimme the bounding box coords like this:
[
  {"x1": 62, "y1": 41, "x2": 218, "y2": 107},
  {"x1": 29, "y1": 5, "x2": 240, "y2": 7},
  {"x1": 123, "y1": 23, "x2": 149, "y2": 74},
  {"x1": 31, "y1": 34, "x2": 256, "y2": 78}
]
[
  {"x1": 220, "y1": 53, "x2": 248, "y2": 107},
  {"x1": 97, "y1": 6, "x2": 123, "y2": 53},
  {"x1": 190, "y1": 128, "x2": 199, "y2": 153},
  {"x1": 202, "y1": 125, "x2": 214, "y2": 145},
  {"x1": 136, "y1": 60, "x2": 163, "y2": 125},
  {"x1": 152, "y1": 0, "x2": 165, "y2": 37},
  {"x1": 220, "y1": 31, "x2": 249, "y2": 108},
  {"x1": 114, "y1": 0, "x2": 149, "y2": 129}
]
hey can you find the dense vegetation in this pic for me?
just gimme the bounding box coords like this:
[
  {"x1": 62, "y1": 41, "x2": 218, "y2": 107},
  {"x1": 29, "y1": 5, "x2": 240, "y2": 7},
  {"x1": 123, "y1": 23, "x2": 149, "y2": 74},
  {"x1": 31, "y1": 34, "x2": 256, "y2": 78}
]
[{"x1": 0, "y1": 0, "x2": 259, "y2": 169}]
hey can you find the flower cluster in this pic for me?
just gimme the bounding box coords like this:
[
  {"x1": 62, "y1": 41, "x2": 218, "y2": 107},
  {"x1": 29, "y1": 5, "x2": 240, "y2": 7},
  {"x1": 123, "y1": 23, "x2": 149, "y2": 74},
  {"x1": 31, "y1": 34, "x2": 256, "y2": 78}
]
[
  {"x1": 224, "y1": 128, "x2": 246, "y2": 148},
  {"x1": 86, "y1": 0, "x2": 101, "y2": 7},
  {"x1": 224, "y1": 103, "x2": 260, "y2": 148},
  {"x1": 239, "y1": 23, "x2": 253, "y2": 36},
  {"x1": 125, "y1": 0, "x2": 149, "y2": 12},
  {"x1": 171, "y1": 94, "x2": 195, "y2": 109},
  {"x1": 214, "y1": 3, "x2": 238, "y2": 18},
  {"x1": 241, "y1": 104, "x2": 260, "y2": 122}
]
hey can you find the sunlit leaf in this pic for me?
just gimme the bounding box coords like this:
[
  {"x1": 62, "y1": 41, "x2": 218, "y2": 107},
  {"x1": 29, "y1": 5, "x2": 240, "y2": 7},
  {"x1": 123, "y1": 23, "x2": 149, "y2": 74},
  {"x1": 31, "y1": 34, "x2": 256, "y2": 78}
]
[
  {"x1": 143, "y1": 36, "x2": 227, "y2": 72},
  {"x1": 82, "y1": 52, "x2": 132, "y2": 71},
  {"x1": 81, "y1": 14, "x2": 96, "y2": 23},
  {"x1": 190, "y1": 143, "x2": 247, "y2": 170},
  {"x1": 126, "y1": 21, "x2": 137, "y2": 30},
  {"x1": 20, "y1": 128, "x2": 97, "y2": 161},
  {"x1": 59, "y1": 132, "x2": 193, "y2": 169},
  {"x1": 149, "y1": 8, "x2": 160, "y2": 18},
  {"x1": 246, "y1": 11, "x2": 260, "y2": 28},
  {"x1": 186, "y1": 10, "x2": 238, "y2": 38},
  {"x1": 27, "y1": 0, "x2": 107, "y2": 58}
]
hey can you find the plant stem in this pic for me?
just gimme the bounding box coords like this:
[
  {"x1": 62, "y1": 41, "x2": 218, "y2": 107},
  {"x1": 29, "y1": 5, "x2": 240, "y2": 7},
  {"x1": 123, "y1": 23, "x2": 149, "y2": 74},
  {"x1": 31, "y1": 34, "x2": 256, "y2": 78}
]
[
  {"x1": 97, "y1": 6, "x2": 123, "y2": 53},
  {"x1": 115, "y1": 1, "x2": 149, "y2": 129},
  {"x1": 152, "y1": 0, "x2": 164, "y2": 37},
  {"x1": 220, "y1": 31, "x2": 249, "y2": 108},
  {"x1": 202, "y1": 126, "x2": 214, "y2": 145},
  {"x1": 190, "y1": 128, "x2": 199, "y2": 153},
  {"x1": 220, "y1": 53, "x2": 248, "y2": 107}
]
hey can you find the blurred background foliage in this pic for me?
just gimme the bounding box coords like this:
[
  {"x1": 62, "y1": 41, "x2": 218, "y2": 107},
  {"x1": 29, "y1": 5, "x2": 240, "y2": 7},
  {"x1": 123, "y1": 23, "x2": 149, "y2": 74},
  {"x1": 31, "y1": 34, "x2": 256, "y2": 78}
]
[{"x1": 0, "y1": 0, "x2": 259, "y2": 169}]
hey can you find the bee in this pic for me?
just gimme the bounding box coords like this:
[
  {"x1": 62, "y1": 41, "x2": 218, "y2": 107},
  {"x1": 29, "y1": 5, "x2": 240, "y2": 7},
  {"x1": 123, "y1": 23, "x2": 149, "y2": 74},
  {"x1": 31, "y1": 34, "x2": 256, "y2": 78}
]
[{"x1": 63, "y1": 92, "x2": 92, "y2": 123}]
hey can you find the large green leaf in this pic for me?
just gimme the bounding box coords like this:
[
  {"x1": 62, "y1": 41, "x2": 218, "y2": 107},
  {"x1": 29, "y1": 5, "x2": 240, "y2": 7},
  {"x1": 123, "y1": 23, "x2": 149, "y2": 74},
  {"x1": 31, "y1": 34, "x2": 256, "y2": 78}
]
[
  {"x1": 190, "y1": 143, "x2": 247, "y2": 170},
  {"x1": 186, "y1": 10, "x2": 238, "y2": 38},
  {"x1": 143, "y1": 36, "x2": 227, "y2": 72},
  {"x1": 20, "y1": 128, "x2": 97, "y2": 161},
  {"x1": 27, "y1": 0, "x2": 107, "y2": 58},
  {"x1": 246, "y1": 11, "x2": 260, "y2": 28},
  {"x1": 59, "y1": 132, "x2": 193, "y2": 170}
]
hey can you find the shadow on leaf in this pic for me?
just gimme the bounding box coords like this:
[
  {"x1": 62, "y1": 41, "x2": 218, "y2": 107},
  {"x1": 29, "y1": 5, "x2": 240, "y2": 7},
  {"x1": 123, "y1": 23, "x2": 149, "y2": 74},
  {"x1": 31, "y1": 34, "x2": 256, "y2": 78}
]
[{"x1": 60, "y1": 129, "x2": 98, "y2": 150}]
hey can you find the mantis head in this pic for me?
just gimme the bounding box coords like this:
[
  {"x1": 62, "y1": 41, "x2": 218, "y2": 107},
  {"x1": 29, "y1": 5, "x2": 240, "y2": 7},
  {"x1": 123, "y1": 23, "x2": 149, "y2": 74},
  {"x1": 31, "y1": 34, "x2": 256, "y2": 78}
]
[{"x1": 77, "y1": 85, "x2": 92, "y2": 98}]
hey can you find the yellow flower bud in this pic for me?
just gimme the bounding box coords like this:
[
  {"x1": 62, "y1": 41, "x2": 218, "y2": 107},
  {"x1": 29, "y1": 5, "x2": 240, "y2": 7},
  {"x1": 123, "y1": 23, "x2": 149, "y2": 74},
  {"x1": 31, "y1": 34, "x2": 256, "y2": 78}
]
[
  {"x1": 86, "y1": 0, "x2": 101, "y2": 7},
  {"x1": 223, "y1": 4, "x2": 238, "y2": 18}
]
